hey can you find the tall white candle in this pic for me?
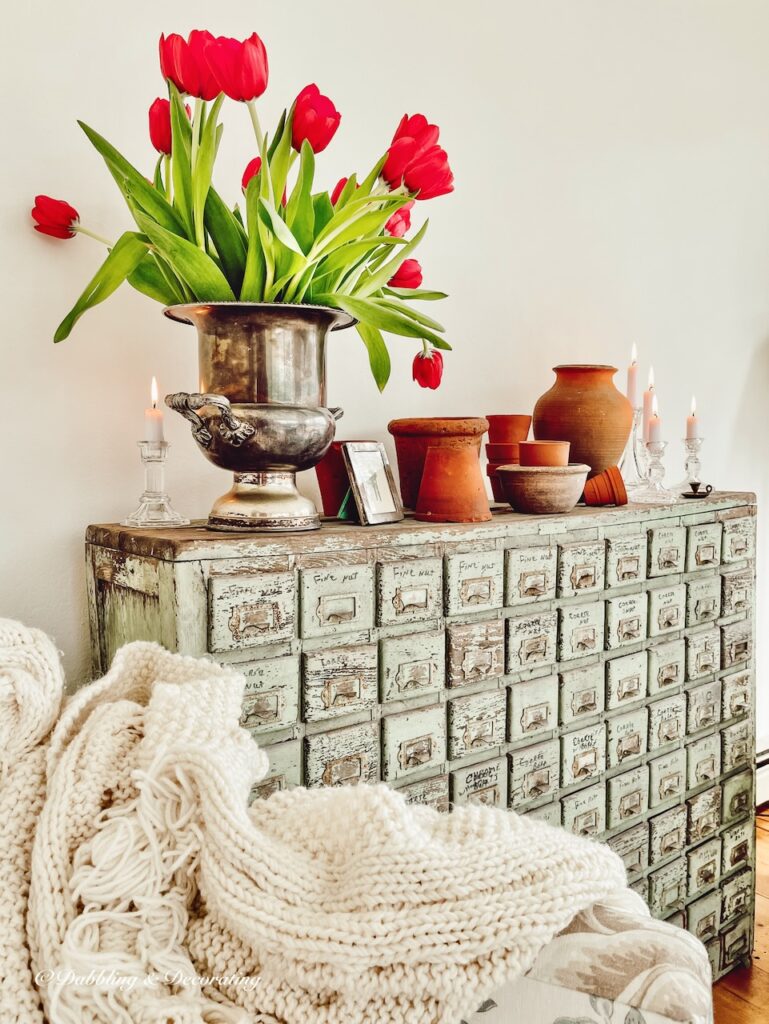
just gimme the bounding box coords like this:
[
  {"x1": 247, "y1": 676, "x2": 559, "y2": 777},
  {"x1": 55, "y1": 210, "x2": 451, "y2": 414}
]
[
  {"x1": 144, "y1": 376, "x2": 165, "y2": 442},
  {"x1": 627, "y1": 343, "x2": 639, "y2": 408},
  {"x1": 648, "y1": 393, "x2": 662, "y2": 443},
  {"x1": 642, "y1": 366, "x2": 655, "y2": 442},
  {"x1": 686, "y1": 395, "x2": 699, "y2": 440}
]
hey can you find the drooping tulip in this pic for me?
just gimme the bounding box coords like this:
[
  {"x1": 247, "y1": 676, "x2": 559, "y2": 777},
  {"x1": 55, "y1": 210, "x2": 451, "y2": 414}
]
[
  {"x1": 385, "y1": 200, "x2": 414, "y2": 237},
  {"x1": 31, "y1": 195, "x2": 79, "y2": 239},
  {"x1": 148, "y1": 97, "x2": 191, "y2": 155},
  {"x1": 204, "y1": 32, "x2": 268, "y2": 102},
  {"x1": 412, "y1": 349, "x2": 443, "y2": 389},
  {"x1": 292, "y1": 84, "x2": 341, "y2": 153},
  {"x1": 388, "y1": 258, "x2": 423, "y2": 289},
  {"x1": 159, "y1": 30, "x2": 220, "y2": 101}
]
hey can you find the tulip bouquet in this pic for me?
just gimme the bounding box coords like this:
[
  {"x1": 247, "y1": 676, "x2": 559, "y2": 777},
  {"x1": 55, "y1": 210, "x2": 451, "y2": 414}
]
[{"x1": 34, "y1": 29, "x2": 454, "y2": 389}]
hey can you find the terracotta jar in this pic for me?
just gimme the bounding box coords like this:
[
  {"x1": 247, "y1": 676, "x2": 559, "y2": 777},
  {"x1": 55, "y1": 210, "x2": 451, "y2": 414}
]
[
  {"x1": 415, "y1": 446, "x2": 491, "y2": 523},
  {"x1": 532, "y1": 365, "x2": 632, "y2": 477},
  {"x1": 388, "y1": 417, "x2": 489, "y2": 509},
  {"x1": 315, "y1": 440, "x2": 368, "y2": 517}
]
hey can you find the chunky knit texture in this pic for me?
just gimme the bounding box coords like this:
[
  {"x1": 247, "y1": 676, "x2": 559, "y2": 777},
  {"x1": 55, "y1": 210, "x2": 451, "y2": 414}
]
[{"x1": 2, "y1": 626, "x2": 631, "y2": 1024}]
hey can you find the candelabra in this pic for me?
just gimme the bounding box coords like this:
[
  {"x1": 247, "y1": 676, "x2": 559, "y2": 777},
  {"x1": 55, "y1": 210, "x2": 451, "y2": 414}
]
[
  {"x1": 631, "y1": 440, "x2": 679, "y2": 504},
  {"x1": 620, "y1": 408, "x2": 650, "y2": 494},
  {"x1": 122, "y1": 441, "x2": 189, "y2": 528}
]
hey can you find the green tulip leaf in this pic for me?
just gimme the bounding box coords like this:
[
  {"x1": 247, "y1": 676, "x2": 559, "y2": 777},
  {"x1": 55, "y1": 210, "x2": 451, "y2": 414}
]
[
  {"x1": 170, "y1": 86, "x2": 194, "y2": 237},
  {"x1": 133, "y1": 209, "x2": 235, "y2": 301},
  {"x1": 358, "y1": 154, "x2": 388, "y2": 196},
  {"x1": 353, "y1": 220, "x2": 428, "y2": 298},
  {"x1": 205, "y1": 187, "x2": 247, "y2": 294},
  {"x1": 285, "y1": 140, "x2": 315, "y2": 253},
  {"x1": 192, "y1": 94, "x2": 225, "y2": 248},
  {"x1": 128, "y1": 252, "x2": 184, "y2": 304},
  {"x1": 384, "y1": 287, "x2": 448, "y2": 301},
  {"x1": 356, "y1": 322, "x2": 391, "y2": 391},
  {"x1": 317, "y1": 293, "x2": 451, "y2": 350},
  {"x1": 312, "y1": 192, "x2": 335, "y2": 237}
]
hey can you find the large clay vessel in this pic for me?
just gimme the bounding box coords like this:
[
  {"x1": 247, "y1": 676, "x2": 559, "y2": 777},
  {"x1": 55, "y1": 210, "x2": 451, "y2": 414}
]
[
  {"x1": 532, "y1": 365, "x2": 632, "y2": 478},
  {"x1": 388, "y1": 417, "x2": 489, "y2": 509},
  {"x1": 415, "y1": 446, "x2": 491, "y2": 523}
]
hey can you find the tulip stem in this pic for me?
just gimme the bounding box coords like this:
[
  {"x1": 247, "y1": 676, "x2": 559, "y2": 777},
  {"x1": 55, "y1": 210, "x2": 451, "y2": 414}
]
[
  {"x1": 247, "y1": 100, "x2": 265, "y2": 158},
  {"x1": 163, "y1": 155, "x2": 171, "y2": 202},
  {"x1": 73, "y1": 225, "x2": 112, "y2": 247}
]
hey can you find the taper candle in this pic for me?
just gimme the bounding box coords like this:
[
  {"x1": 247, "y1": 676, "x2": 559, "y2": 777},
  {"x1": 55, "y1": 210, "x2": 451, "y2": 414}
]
[
  {"x1": 144, "y1": 376, "x2": 165, "y2": 442},
  {"x1": 642, "y1": 366, "x2": 655, "y2": 442},
  {"x1": 686, "y1": 395, "x2": 699, "y2": 440},
  {"x1": 627, "y1": 343, "x2": 639, "y2": 408},
  {"x1": 648, "y1": 393, "x2": 662, "y2": 443}
]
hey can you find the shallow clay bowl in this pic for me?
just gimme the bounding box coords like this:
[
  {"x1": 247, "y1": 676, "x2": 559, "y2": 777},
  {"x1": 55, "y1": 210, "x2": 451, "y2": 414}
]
[
  {"x1": 497, "y1": 463, "x2": 590, "y2": 515},
  {"x1": 519, "y1": 440, "x2": 570, "y2": 467}
]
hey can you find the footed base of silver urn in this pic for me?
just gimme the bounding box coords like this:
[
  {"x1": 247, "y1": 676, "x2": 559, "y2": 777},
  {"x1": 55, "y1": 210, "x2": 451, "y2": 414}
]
[{"x1": 207, "y1": 472, "x2": 320, "y2": 532}]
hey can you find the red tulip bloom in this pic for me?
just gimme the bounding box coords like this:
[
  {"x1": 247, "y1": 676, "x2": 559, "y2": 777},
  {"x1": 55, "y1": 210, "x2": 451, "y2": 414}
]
[
  {"x1": 382, "y1": 113, "x2": 439, "y2": 187},
  {"x1": 388, "y1": 258, "x2": 422, "y2": 289},
  {"x1": 204, "y1": 32, "x2": 268, "y2": 102},
  {"x1": 292, "y1": 84, "x2": 341, "y2": 153},
  {"x1": 412, "y1": 349, "x2": 443, "y2": 389},
  {"x1": 31, "y1": 195, "x2": 79, "y2": 239},
  {"x1": 385, "y1": 200, "x2": 414, "y2": 237},
  {"x1": 404, "y1": 145, "x2": 454, "y2": 200},
  {"x1": 159, "y1": 30, "x2": 220, "y2": 101},
  {"x1": 241, "y1": 156, "x2": 262, "y2": 190},
  {"x1": 148, "y1": 97, "x2": 190, "y2": 155},
  {"x1": 330, "y1": 176, "x2": 349, "y2": 205}
]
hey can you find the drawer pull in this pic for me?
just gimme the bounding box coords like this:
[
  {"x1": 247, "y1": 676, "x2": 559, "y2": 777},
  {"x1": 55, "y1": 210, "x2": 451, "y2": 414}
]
[
  {"x1": 571, "y1": 688, "x2": 597, "y2": 716},
  {"x1": 695, "y1": 911, "x2": 717, "y2": 940},
  {"x1": 521, "y1": 702, "x2": 550, "y2": 732},
  {"x1": 519, "y1": 636, "x2": 548, "y2": 664},
  {"x1": 729, "y1": 536, "x2": 748, "y2": 558},
  {"x1": 658, "y1": 606, "x2": 680, "y2": 630},
  {"x1": 694, "y1": 810, "x2": 719, "y2": 839},
  {"x1": 728, "y1": 639, "x2": 750, "y2": 664},
  {"x1": 695, "y1": 755, "x2": 716, "y2": 783},
  {"x1": 468, "y1": 784, "x2": 501, "y2": 807},
  {"x1": 464, "y1": 719, "x2": 496, "y2": 749},
  {"x1": 241, "y1": 690, "x2": 281, "y2": 726},
  {"x1": 317, "y1": 594, "x2": 357, "y2": 625},
  {"x1": 659, "y1": 771, "x2": 681, "y2": 799},
  {"x1": 571, "y1": 626, "x2": 597, "y2": 654},
  {"x1": 658, "y1": 662, "x2": 680, "y2": 687},
  {"x1": 459, "y1": 577, "x2": 493, "y2": 605},
  {"x1": 617, "y1": 733, "x2": 641, "y2": 763},
  {"x1": 725, "y1": 930, "x2": 749, "y2": 962},
  {"x1": 695, "y1": 651, "x2": 716, "y2": 674},
  {"x1": 228, "y1": 601, "x2": 278, "y2": 641},
  {"x1": 694, "y1": 702, "x2": 716, "y2": 729},
  {"x1": 461, "y1": 649, "x2": 495, "y2": 680},
  {"x1": 694, "y1": 599, "x2": 717, "y2": 621},
  {"x1": 392, "y1": 585, "x2": 429, "y2": 615},
  {"x1": 729, "y1": 741, "x2": 750, "y2": 767},
  {"x1": 728, "y1": 587, "x2": 748, "y2": 613},
  {"x1": 574, "y1": 808, "x2": 599, "y2": 836},
  {"x1": 571, "y1": 564, "x2": 596, "y2": 590},
  {"x1": 519, "y1": 571, "x2": 547, "y2": 599},
  {"x1": 729, "y1": 792, "x2": 749, "y2": 818},
  {"x1": 618, "y1": 673, "x2": 641, "y2": 701},
  {"x1": 395, "y1": 659, "x2": 433, "y2": 692},
  {"x1": 661, "y1": 825, "x2": 685, "y2": 855},
  {"x1": 524, "y1": 767, "x2": 551, "y2": 799},
  {"x1": 697, "y1": 860, "x2": 717, "y2": 888},
  {"x1": 658, "y1": 718, "x2": 681, "y2": 743},
  {"x1": 729, "y1": 692, "x2": 748, "y2": 716},
  {"x1": 322, "y1": 753, "x2": 366, "y2": 786},
  {"x1": 572, "y1": 748, "x2": 598, "y2": 778},
  {"x1": 616, "y1": 555, "x2": 640, "y2": 581},
  {"x1": 619, "y1": 790, "x2": 642, "y2": 818},
  {"x1": 726, "y1": 891, "x2": 747, "y2": 918},
  {"x1": 730, "y1": 840, "x2": 749, "y2": 867},
  {"x1": 695, "y1": 543, "x2": 717, "y2": 566},
  {"x1": 658, "y1": 546, "x2": 681, "y2": 571},
  {"x1": 623, "y1": 848, "x2": 643, "y2": 872},
  {"x1": 662, "y1": 881, "x2": 685, "y2": 910},
  {"x1": 321, "y1": 675, "x2": 362, "y2": 709},
  {"x1": 618, "y1": 616, "x2": 642, "y2": 643},
  {"x1": 399, "y1": 734, "x2": 434, "y2": 770}
]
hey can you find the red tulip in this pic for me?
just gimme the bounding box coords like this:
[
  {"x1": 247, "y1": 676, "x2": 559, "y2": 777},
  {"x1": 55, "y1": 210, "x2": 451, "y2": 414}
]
[
  {"x1": 388, "y1": 258, "x2": 422, "y2": 289},
  {"x1": 31, "y1": 195, "x2": 79, "y2": 239},
  {"x1": 241, "y1": 156, "x2": 262, "y2": 190},
  {"x1": 330, "y1": 176, "x2": 349, "y2": 205},
  {"x1": 385, "y1": 200, "x2": 414, "y2": 237},
  {"x1": 382, "y1": 113, "x2": 439, "y2": 187},
  {"x1": 412, "y1": 349, "x2": 443, "y2": 389},
  {"x1": 403, "y1": 145, "x2": 454, "y2": 200},
  {"x1": 204, "y1": 32, "x2": 268, "y2": 102},
  {"x1": 292, "y1": 84, "x2": 341, "y2": 153},
  {"x1": 159, "y1": 30, "x2": 220, "y2": 101},
  {"x1": 148, "y1": 97, "x2": 190, "y2": 155}
]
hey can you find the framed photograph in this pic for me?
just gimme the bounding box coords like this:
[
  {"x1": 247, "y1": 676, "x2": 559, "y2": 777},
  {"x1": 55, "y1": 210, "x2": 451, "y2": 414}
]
[{"x1": 341, "y1": 442, "x2": 404, "y2": 525}]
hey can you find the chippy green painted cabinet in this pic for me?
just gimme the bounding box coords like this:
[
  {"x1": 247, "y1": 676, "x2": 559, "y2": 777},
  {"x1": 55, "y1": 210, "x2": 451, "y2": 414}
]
[{"x1": 86, "y1": 491, "x2": 757, "y2": 979}]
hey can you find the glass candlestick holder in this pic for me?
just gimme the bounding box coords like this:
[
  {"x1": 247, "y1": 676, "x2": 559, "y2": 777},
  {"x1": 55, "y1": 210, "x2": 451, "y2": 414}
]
[
  {"x1": 620, "y1": 408, "x2": 649, "y2": 493},
  {"x1": 674, "y1": 436, "x2": 704, "y2": 493},
  {"x1": 631, "y1": 440, "x2": 679, "y2": 504},
  {"x1": 122, "y1": 441, "x2": 190, "y2": 528}
]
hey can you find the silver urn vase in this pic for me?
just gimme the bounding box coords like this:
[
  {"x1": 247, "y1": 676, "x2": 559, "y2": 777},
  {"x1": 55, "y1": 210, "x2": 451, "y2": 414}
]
[{"x1": 164, "y1": 303, "x2": 354, "y2": 532}]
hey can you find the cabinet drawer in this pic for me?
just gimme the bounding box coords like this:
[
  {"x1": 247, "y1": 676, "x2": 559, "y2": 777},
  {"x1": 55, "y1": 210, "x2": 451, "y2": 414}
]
[
  {"x1": 561, "y1": 722, "x2": 606, "y2": 786},
  {"x1": 722, "y1": 670, "x2": 751, "y2": 721},
  {"x1": 379, "y1": 631, "x2": 445, "y2": 703},
  {"x1": 376, "y1": 557, "x2": 442, "y2": 626},
  {"x1": 688, "y1": 837, "x2": 722, "y2": 897},
  {"x1": 506, "y1": 611, "x2": 557, "y2": 671},
  {"x1": 722, "y1": 819, "x2": 753, "y2": 874},
  {"x1": 208, "y1": 571, "x2": 296, "y2": 653},
  {"x1": 648, "y1": 693, "x2": 685, "y2": 751},
  {"x1": 607, "y1": 764, "x2": 649, "y2": 829},
  {"x1": 686, "y1": 523, "x2": 723, "y2": 572},
  {"x1": 648, "y1": 584, "x2": 686, "y2": 637},
  {"x1": 721, "y1": 515, "x2": 755, "y2": 564},
  {"x1": 687, "y1": 785, "x2": 721, "y2": 843},
  {"x1": 648, "y1": 525, "x2": 686, "y2": 577},
  {"x1": 504, "y1": 545, "x2": 557, "y2": 605},
  {"x1": 686, "y1": 577, "x2": 721, "y2": 627},
  {"x1": 299, "y1": 563, "x2": 374, "y2": 639},
  {"x1": 721, "y1": 720, "x2": 753, "y2": 773},
  {"x1": 559, "y1": 663, "x2": 604, "y2": 727},
  {"x1": 508, "y1": 674, "x2": 558, "y2": 741},
  {"x1": 649, "y1": 858, "x2": 686, "y2": 916},
  {"x1": 721, "y1": 568, "x2": 753, "y2": 618},
  {"x1": 302, "y1": 644, "x2": 377, "y2": 723},
  {"x1": 720, "y1": 914, "x2": 752, "y2": 970},
  {"x1": 629, "y1": 877, "x2": 649, "y2": 904},
  {"x1": 446, "y1": 620, "x2": 505, "y2": 687},
  {"x1": 451, "y1": 756, "x2": 508, "y2": 807},
  {"x1": 249, "y1": 738, "x2": 302, "y2": 801},
  {"x1": 648, "y1": 747, "x2": 685, "y2": 808},
  {"x1": 524, "y1": 801, "x2": 562, "y2": 827},
  {"x1": 607, "y1": 822, "x2": 649, "y2": 877},
  {"x1": 382, "y1": 704, "x2": 446, "y2": 782},
  {"x1": 722, "y1": 770, "x2": 753, "y2": 825},
  {"x1": 685, "y1": 629, "x2": 720, "y2": 682},
  {"x1": 304, "y1": 721, "x2": 380, "y2": 787},
  {"x1": 686, "y1": 733, "x2": 721, "y2": 790},
  {"x1": 605, "y1": 592, "x2": 647, "y2": 650},
  {"x1": 444, "y1": 550, "x2": 503, "y2": 615},
  {"x1": 647, "y1": 639, "x2": 685, "y2": 695},
  {"x1": 649, "y1": 804, "x2": 687, "y2": 864},
  {"x1": 606, "y1": 650, "x2": 647, "y2": 710},
  {"x1": 721, "y1": 621, "x2": 752, "y2": 670},
  {"x1": 605, "y1": 534, "x2": 648, "y2": 588},
  {"x1": 508, "y1": 738, "x2": 560, "y2": 808},
  {"x1": 721, "y1": 870, "x2": 753, "y2": 925},
  {"x1": 561, "y1": 782, "x2": 606, "y2": 838},
  {"x1": 557, "y1": 601, "x2": 605, "y2": 662},
  {"x1": 686, "y1": 679, "x2": 721, "y2": 733},
  {"x1": 607, "y1": 707, "x2": 648, "y2": 769},
  {"x1": 557, "y1": 540, "x2": 606, "y2": 597},
  {"x1": 687, "y1": 889, "x2": 721, "y2": 943},
  {"x1": 397, "y1": 773, "x2": 450, "y2": 812},
  {"x1": 447, "y1": 689, "x2": 506, "y2": 760},
  {"x1": 240, "y1": 655, "x2": 300, "y2": 737}
]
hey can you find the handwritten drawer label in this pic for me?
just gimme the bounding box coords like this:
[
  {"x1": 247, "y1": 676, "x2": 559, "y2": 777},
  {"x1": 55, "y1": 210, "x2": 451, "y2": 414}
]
[
  {"x1": 506, "y1": 611, "x2": 557, "y2": 671},
  {"x1": 685, "y1": 629, "x2": 721, "y2": 681},
  {"x1": 607, "y1": 822, "x2": 649, "y2": 877},
  {"x1": 687, "y1": 890, "x2": 721, "y2": 943},
  {"x1": 721, "y1": 671, "x2": 751, "y2": 721},
  {"x1": 504, "y1": 545, "x2": 557, "y2": 605},
  {"x1": 240, "y1": 655, "x2": 300, "y2": 737},
  {"x1": 561, "y1": 722, "x2": 606, "y2": 786},
  {"x1": 649, "y1": 858, "x2": 686, "y2": 916},
  {"x1": 606, "y1": 650, "x2": 648, "y2": 710},
  {"x1": 208, "y1": 571, "x2": 296, "y2": 653},
  {"x1": 721, "y1": 870, "x2": 753, "y2": 925},
  {"x1": 561, "y1": 782, "x2": 606, "y2": 838},
  {"x1": 444, "y1": 550, "x2": 503, "y2": 615},
  {"x1": 648, "y1": 584, "x2": 686, "y2": 637},
  {"x1": 607, "y1": 764, "x2": 649, "y2": 829},
  {"x1": 648, "y1": 747, "x2": 685, "y2": 808},
  {"x1": 648, "y1": 693, "x2": 686, "y2": 751},
  {"x1": 605, "y1": 534, "x2": 648, "y2": 588},
  {"x1": 687, "y1": 785, "x2": 722, "y2": 843},
  {"x1": 447, "y1": 620, "x2": 505, "y2": 687},
  {"x1": 379, "y1": 631, "x2": 445, "y2": 703},
  {"x1": 249, "y1": 738, "x2": 302, "y2": 802},
  {"x1": 376, "y1": 557, "x2": 442, "y2": 626},
  {"x1": 397, "y1": 774, "x2": 449, "y2": 812},
  {"x1": 686, "y1": 576, "x2": 721, "y2": 628},
  {"x1": 721, "y1": 516, "x2": 755, "y2": 564},
  {"x1": 721, "y1": 568, "x2": 753, "y2": 618},
  {"x1": 650, "y1": 804, "x2": 687, "y2": 864},
  {"x1": 557, "y1": 540, "x2": 606, "y2": 597},
  {"x1": 302, "y1": 644, "x2": 377, "y2": 723},
  {"x1": 382, "y1": 704, "x2": 446, "y2": 782},
  {"x1": 299, "y1": 563, "x2": 374, "y2": 639},
  {"x1": 508, "y1": 674, "x2": 558, "y2": 741},
  {"x1": 721, "y1": 621, "x2": 752, "y2": 669},
  {"x1": 686, "y1": 679, "x2": 722, "y2": 733},
  {"x1": 304, "y1": 721, "x2": 380, "y2": 788},
  {"x1": 686, "y1": 733, "x2": 721, "y2": 790},
  {"x1": 508, "y1": 738, "x2": 559, "y2": 809},
  {"x1": 451, "y1": 756, "x2": 508, "y2": 807},
  {"x1": 686, "y1": 523, "x2": 723, "y2": 572},
  {"x1": 647, "y1": 526, "x2": 686, "y2": 578},
  {"x1": 722, "y1": 819, "x2": 753, "y2": 875},
  {"x1": 647, "y1": 639, "x2": 685, "y2": 695},
  {"x1": 557, "y1": 601, "x2": 605, "y2": 662},
  {"x1": 721, "y1": 770, "x2": 753, "y2": 825},
  {"x1": 559, "y1": 663, "x2": 604, "y2": 727},
  {"x1": 722, "y1": 720, "x2": 753, "y2": 773},
  {"x1": 688, "y1": 837, "x2": 722, "y2": 897},
  {"x1": 605, "y1": 592, "x2": 647, "y2": 650},
  {"x1": 447, "y1": 689, "x2": 506, "y2": 760},
  {"x1": 607, "y1": 707, "x2": 648, "y2": 769}
]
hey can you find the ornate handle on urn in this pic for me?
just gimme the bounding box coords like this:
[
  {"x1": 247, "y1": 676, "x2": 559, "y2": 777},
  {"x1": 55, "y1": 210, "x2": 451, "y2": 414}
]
[
  {"x1": 327, "y1": 407, "x2": 344, "y2": 421},
  {"x1": 165, "y1": 392, "x2": 256, "y2": 448}
]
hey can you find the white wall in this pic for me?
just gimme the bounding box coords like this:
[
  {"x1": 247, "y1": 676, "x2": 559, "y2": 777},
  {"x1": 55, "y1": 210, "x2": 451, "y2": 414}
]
[{"x1": 1, "y1": 0, "x2": 767, "y2": 745}]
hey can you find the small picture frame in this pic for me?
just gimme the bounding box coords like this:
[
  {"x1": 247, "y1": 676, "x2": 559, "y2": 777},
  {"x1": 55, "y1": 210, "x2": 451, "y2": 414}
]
[{"x1": 340, "y1": 442, "x2": 404, "y2": 525}]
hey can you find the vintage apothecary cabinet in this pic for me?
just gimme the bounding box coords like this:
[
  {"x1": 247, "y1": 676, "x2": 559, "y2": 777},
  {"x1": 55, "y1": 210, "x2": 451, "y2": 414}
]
[{"x1": 86, "y1": 491, "x2": 757, "y2": 980}]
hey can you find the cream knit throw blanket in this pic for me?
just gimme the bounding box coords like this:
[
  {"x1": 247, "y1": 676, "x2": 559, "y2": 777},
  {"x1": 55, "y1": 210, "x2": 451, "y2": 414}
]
[{"x1": 1, "y1": 620, "x2": 630, "y2": 1024}]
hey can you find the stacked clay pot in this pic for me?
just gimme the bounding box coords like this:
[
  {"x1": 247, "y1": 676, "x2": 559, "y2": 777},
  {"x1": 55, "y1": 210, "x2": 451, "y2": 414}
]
[
  {"x1": 485, "y1": 414, "x2": 531, "y2": 502},
  {"x1": 388, "y1": 417, "x2": 489, "y2": 509}
]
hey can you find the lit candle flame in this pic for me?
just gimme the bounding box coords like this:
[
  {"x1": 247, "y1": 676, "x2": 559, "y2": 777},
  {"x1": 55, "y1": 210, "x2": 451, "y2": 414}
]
[
  {"x1": 652, "y1": 393, "x2": 659, "y2": 416},
  {"x1": 150, "y1": 376, "x2": 158, "y2": 409},
  {"x1": 690, "y1": 395, "x2": 696, "y2": 416},
  {"x1": 648, "y1": 365, "x2": 655, "y2": 389},
  {"x1": 631, "y1": 342, "x2": 638, "y2": 364}
]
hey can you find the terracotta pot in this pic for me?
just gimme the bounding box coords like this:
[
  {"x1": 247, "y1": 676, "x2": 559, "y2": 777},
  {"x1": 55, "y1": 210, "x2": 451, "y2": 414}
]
[
  {"x1": 532, "y1": 365, "x2": 632, "y2": 478},
  {"x1": 315, "y1": 440, "x2": 369, "y2": 516},
  {"x1": 485, "y1": 441, "x2": 520, "y2": 462},
  {"x1": 415, "y1": 445, "x2": 491, "y2": 523},
  {"x1": 497, "y1": 463, "x2": 590, "y2": 515},
  {"x1": 583, "y1": 465, "x2": 628, "y2": 507},
  {"x1": 388, "y1": 417, "x2": 488, "y2": 509},
  {"x1": 485, "y1": 414, "x2": 532, "y2": 443},
  {"x1": 519, "y1": 440, "x2": 570, "y2": 467},
  {"x1": 485, "y1": 461, "x2": 506, "y2": 502}
]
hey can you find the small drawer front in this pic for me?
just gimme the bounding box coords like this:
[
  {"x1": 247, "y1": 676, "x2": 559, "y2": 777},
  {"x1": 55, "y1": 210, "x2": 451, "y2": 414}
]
[
  {"x1": 687, "y1": 890, "x2": 721, "y2": 943},
  {"x1": 722, "y1": 770, "x2": 753, "y2": 825},
  {"x1": 686, "y1": 733, "x2": 721, "y2": 790},
  {"x1": 557, "y1": 601, "x2": 605, "y2": 662},
  {"x1": 559, "y1": 663, "x2": 605, "y2": 727},
  {"x1": 376, "y1": 557, "x2": 442, "y2": 626},
  {"x1": 506, "y1": 611, "x2": 558, "y2": 672},
  {"x1": 605, "y1": 592, "x2": 648, "y2": 650},
  {"x1": 722, "y1": 819, "x2": 753, "y2": 874},
  {"x1": 299, "y1": 564, "x2": 374, "y2": 640},
  {"x1": 720, "y1": 914, "x2": 752, "y2": 970},
  {"x1": 647, "y1": 639, "x2": 686, "y2": 695},
  {"x1": 504, "y1": 545, "x2": 557, "y2": 605},
  {"x1": 721, "y1": 515, "x2": 756, "y2": 564},
  {"x1": 249, "y1": 738, "x2": 302, "y2": 801},
  {"x1": 557, "y1": 540, "x2": 606, "y2": 597},
  {"x1": 508, "y1": 674, "x2": 558, "y2": 741},
  {"x1": 240, "y1": 655, "x2": 300, "y2": 737},
  {"x1": 648, "y1": 584, "x2": 686, "y2": 638},
  {"x1": 508, "y1": 738, "x2": 560, "y2": 809},
  {"x1": 648, "y1": 747, "x2": 686, "y2": 808},
  {"x1": 606, "y1": 650, "x2": 648, "y2": 710},
  {"x1": 722, "y1": 720, "x2": 753, "y2": 773},
  {"x1": 648, "y1": 693, "x2": 686, "y2": 751},
  {"x1": 397, "y1": 773, "x2": 449, "y2": 812},
  {"x1": 607, "y1": 764, "x2": 649, "y2": 829},
  {"x1": 302, "y1": 644, "x2": 378, "y2": 723},
  {"x1": 382, "y1": 705, "x2": 446, "y2": 782},
  {"x1": 629, "y1": 877, "x2": 649, "y2": 904},
  {"x1": 607, "y1": 822, "x2": 649, "y2": 878},
  {"x1": 685, "y1": 629, "x2": 721, "y2": 682},
  {"x1": 525, "y1": 800, "x2": 562, "y2": 827},
  {"x1": 722, "y1": 671, "x2": 751, "y2": 721},
  {"x1": 605, "y1": 534, "x2": 648, "y2": 589},
  {"x1": 607, "y1": 707, "x2": 648, "y2": 769},
  {"x1": 561, "y1": 722, "x2": 607, "y2": 786},
  {"x1": 379, "y1": 631, "x2": 445, "y2": 703},
  {"x1": 451, "y1": 756, "x2": 508, "y2": 808},
  {"x1": 650, "y1": 804, "x2": 687, "y2": 864},
  {"x1": 688, "y1": 837, "x2": 722, "y2": 897},
  {"x1": 686, "y1": 679, "x2": 722, "y2": 734},
  {"x1": 686, "y1": 522, "x2": 723, "y2": 572},
  {"x1": 561, "y1": 782, "x2": 606, "y2": 838},
  {"x1": 687, "y1": 785, "x2": 722, "y2": 844},
  {"x1": 649, "y1": 858, "x2": 686, "y2": 916},
  {"x1": 444, "y1": 550, "x2": 504, "y2": 616},
  {"x1": 305, "y1": 721, "x2": 380, "y2": 788},
  {"x1": 721, "y1": 870, "x2": 753, "y2": 925},
  {"x1": 686, "y1": 576, "x2": 721, "y2": 628},
  {"x1": 208, "y1": 572, "x2": 296, "y2": 653},
  {"x1": 721, "y1": 568, "x2": 753, "y2": 618},
  {"x1": 721, "y1": 621, "x2": 752, "y2": 670},
  {"x1": 447, "y1": 620, "x2": 505, "y2": 687},
  {"x1": 648, "y1": 526, "x2": 686, "y2": 578},
  {"x1": 447, "y1": 689, "x2": 506, "y2": 760}
]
